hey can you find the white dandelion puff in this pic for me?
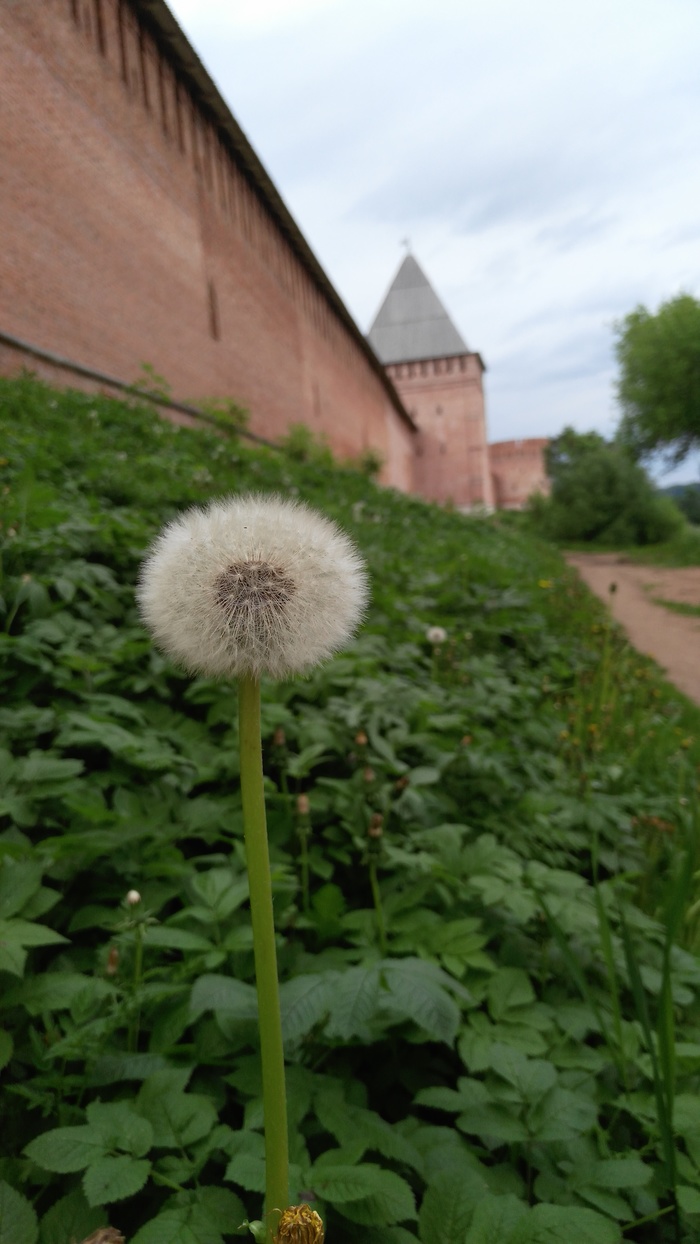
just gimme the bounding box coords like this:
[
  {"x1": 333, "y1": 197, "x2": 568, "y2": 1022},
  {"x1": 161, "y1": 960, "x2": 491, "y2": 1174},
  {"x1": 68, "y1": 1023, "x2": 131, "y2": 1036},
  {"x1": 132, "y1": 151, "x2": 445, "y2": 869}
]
[
  {"x1": 137, "y1": 493, "x2": 368, "y2": 679},
  {"x1": 426, "y1": 625, "x2": 448, "y2": 645}
]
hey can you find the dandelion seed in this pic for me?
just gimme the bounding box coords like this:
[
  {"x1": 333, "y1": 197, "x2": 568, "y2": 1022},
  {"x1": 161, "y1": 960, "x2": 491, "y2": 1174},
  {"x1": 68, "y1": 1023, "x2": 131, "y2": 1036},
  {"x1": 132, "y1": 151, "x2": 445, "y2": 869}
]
[{"x1": 138, "y1": 494, "x2": 368, "y2": 679}]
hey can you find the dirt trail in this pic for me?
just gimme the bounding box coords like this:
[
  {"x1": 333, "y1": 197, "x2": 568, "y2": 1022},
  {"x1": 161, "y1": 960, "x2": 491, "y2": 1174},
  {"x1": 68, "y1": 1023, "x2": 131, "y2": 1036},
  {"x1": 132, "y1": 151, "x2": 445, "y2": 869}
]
[{"x1": 566, "y1": 553, "x2": 700, "y2": 706}]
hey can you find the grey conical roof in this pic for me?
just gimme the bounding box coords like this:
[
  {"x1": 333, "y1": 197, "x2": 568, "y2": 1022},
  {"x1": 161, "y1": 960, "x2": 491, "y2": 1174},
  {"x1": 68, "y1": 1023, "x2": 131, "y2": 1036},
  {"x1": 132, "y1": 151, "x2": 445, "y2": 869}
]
[{"x1": 367, "y1": 254, "x2": 468, "y2": 364}]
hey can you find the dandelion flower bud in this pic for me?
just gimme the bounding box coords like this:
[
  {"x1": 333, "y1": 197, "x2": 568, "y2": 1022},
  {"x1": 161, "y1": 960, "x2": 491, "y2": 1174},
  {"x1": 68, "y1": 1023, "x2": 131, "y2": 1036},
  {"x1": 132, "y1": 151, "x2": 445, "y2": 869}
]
[
  {"x1": 138, "y1": 494, "x2": 368, "y2": 680},
  {"x1": 125, "y1": 889, "x2": 142, "y2": 907},
  {"x1": 426, "y1": 625, "x2": 447, "y2": 645},
  {"x1": 368, "y1": 812, "x2": 384, "y2": 838},
  {"x1": 363, "y1": 766, "x2": 376, "y2": 784},
  {"x1": 273, "y1": 727, "x2": 286, "y2": 747},
  {"x1": 296, "y1": 793, "x2": 310, "y2": 816},
  {"x1": 354, "y1": 730, "x2": 368, "y2": 746}
]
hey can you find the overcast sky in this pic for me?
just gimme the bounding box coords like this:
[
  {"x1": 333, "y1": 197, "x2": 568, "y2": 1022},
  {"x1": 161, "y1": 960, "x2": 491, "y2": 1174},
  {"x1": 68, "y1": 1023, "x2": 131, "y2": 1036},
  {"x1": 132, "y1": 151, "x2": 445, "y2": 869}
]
[{"x1": 169, "y1": 0, "x2": 700, "y2": 484}]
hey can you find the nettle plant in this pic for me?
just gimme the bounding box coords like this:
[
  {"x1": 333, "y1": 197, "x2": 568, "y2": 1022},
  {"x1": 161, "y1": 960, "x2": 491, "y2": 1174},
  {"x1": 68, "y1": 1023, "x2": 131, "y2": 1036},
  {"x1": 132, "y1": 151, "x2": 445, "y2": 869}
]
[{"x1": 137, "y1": 493, "x2": 368, "y2": 1243}]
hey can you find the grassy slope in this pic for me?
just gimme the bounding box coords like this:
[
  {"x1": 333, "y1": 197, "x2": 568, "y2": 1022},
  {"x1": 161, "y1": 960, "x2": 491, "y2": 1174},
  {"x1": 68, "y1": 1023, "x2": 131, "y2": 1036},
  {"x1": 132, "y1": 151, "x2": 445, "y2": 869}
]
[{"x1": 1, "y1": 374, "x2": 700, "y2": 1243}]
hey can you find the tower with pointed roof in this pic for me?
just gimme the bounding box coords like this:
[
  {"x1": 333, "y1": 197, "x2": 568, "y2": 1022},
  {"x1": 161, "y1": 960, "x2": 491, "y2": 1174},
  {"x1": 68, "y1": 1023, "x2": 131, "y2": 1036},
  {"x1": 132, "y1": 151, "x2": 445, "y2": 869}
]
[{"x1": 368, "y1": 254, "x2": 494, "y2": 509}]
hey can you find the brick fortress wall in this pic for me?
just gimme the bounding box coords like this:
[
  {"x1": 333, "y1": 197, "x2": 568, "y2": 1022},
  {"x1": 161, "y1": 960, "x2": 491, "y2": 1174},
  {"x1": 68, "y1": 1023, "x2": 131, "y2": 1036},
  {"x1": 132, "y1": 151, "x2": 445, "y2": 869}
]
[
  {"x1": 0, "y1": 0, "x2": 415, "y2": 490},
  {"x1": 489, "y1": 438, "x2": 550, "y2": 510}
]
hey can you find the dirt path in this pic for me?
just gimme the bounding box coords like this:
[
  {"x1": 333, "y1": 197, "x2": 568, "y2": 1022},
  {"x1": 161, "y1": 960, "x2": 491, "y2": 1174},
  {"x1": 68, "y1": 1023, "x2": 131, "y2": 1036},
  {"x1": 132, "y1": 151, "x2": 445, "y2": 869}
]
[{"x1": 566, "y1": 552, "x2": 700, "y2": 706}]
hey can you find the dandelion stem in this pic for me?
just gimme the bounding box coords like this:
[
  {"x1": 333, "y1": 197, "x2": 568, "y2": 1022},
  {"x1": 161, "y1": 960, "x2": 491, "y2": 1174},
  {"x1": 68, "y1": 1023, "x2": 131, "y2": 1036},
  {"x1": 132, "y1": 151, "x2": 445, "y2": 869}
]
[
  {"x1": 238, "y1": 675, "x2": 289, "y2": 1243},
  {"x1": 127, "y1": 921, "x2": 144, "y2": 1053},
  {"x1": 369, "y1": 859, "x2": 387, "y2": 954}
]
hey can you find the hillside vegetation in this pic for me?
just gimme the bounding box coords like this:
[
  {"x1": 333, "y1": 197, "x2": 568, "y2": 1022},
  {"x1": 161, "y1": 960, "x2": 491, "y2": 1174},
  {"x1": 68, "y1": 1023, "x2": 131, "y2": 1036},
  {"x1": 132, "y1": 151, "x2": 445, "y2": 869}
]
[{"x1": 1, "y1": 374, "x2": 700, "y2": 1244}]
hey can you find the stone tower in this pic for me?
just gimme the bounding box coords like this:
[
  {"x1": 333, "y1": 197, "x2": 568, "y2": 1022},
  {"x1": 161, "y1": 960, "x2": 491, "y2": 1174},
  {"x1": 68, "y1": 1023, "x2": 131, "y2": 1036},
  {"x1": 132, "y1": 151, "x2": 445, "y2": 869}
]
[{"x1": 368, "y1": 254, "x2": 494, "y2": 509}]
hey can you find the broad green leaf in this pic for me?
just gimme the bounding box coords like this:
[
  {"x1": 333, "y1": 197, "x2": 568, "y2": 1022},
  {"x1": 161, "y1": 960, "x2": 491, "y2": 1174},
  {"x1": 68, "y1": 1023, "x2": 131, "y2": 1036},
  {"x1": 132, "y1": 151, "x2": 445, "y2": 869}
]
[
  {"x1": 6, "y1": 972, "x2": 114, "y2": 1015},
  {"x1": 0, "y1": 1181, "x2": 38, "y2": 1244},
  {"x1": 137, "y1": 1070, "x2": 217, "y2": 1148},
  {"x1": 280, "y1": 973, "x2": 336, "y2": 1043},
  {"x1": 14, "y1": 752, "x2": 84, "y2": 785},
  {"x1": 0, "y1": 859, "x2": 43, "y2": 919},
  {"x1": 380, "y1": 958, "x2": 461, "y2": 1044},
  {"x1": 38, "y1": 1188, "x2": 103, "y2": 1244},
  {"x1": 488, "y1": 968, "x2": 536, "y2": 1021},
  {"x1": 678, "y1": 1185, "x2": 700, "y2": 1214},
  {"x1": 508, "y1": 1203, "x2": 622, "y2": 1243},
  {"x1": 418, "y1": 1170, "x2": 487, "y2": 1244},
  {"x1": 585, "y1": 1158, "x2": 652, "y2": 1189},
  {"x1": 324, "y1": 962, "x2": 382, "y2": 1041},
  {"x1": 85, "y1": 1101, "x2": 154, "y2": 1157},
  {"x1": 311, "y1": 1163, "x2": 415, "y2": 1224},
  {"x1": 314, "y1": 1096, "x2": 424, "y2": 1172},
  {"x1": 189, "y1": 974, "x2": 258, "y2": 1022},
  {"x1": 464, "y1": 1194, "x2": 529, "y2": 1243},
  {"x1": 25, "y1": 1126, "x2": 105, "y2": 1173},
  {"x1": 144, "y1": 926, "x2": 214, "y2": 952},
  {"x1": 527, "y1": 1087, "x2": 597, "y2": 1142},
  {"x1": 131, "y1": 1209, "x2": 221, "y2": 1244},
  {"x1": 490, "y1": 1045, "x2": 557, "y2": 1100},
  {"x1": 224, "y1": 1131, "x2": 266, "y2": 1193},
  {"x1": 83, "y1": 1155, "x2": 151, "y2": 1206},
  {"x1": 0, "y1": 919, "x2": 67, "y2": 977}
]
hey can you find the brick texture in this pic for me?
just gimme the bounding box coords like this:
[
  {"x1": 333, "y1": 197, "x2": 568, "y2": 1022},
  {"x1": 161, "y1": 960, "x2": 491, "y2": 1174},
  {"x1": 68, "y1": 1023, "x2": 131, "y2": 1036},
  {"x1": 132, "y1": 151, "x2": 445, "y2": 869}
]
[{"x1": 0, "y1": 0, "x2": 414, "y2": 489}]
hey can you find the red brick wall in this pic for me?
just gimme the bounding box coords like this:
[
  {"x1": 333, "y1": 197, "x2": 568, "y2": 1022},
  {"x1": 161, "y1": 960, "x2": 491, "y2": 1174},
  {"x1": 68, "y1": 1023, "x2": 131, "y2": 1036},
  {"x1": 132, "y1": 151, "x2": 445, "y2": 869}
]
[
  {"x1": 490, "y1": 438, "x2": 550, "y2": 510},
  {"x1": 0, "y1": 0, "x2": 415, "y2": 490},
  {"x1": 386, "y1": 355, "x2": 494, "y2": 509}
]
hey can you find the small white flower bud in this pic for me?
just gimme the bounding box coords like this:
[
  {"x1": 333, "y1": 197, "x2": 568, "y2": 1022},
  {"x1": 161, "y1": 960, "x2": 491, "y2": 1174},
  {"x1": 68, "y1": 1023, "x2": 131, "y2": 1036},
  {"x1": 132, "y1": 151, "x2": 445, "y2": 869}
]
[
  {"x1": 125, "y1": 889, "x2": 142, "y2": 906},
  {"x1": 138, "y1": 494, "x2": 368, "y2": 680},
  {"x1": 426, "y1": 626, "x2": 447, "y2": 645}
]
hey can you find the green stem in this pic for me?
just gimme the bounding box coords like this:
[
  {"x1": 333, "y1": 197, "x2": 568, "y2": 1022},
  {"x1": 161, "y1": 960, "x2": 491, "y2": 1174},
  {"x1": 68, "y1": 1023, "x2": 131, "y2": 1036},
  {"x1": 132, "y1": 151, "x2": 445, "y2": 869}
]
[
  {"x1": 369, "y1": 859, "x2": 387, "y2": 954},
  {"x1": 128, "y1": 923, "x2": 144, "y2": 1053},
  {"x1": 239, "y1": 676, "x2": 289, "y2": 1243}
]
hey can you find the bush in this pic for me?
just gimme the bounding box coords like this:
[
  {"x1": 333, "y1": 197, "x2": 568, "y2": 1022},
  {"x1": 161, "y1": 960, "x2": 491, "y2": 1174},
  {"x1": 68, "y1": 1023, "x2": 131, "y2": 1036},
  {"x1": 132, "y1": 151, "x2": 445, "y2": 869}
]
[
  {"x1": 530, "y1": 426, "x2": 685, "y2": 545},
  {"x1": 279, "y1": 421, "x2": 335, "y2": 467}
]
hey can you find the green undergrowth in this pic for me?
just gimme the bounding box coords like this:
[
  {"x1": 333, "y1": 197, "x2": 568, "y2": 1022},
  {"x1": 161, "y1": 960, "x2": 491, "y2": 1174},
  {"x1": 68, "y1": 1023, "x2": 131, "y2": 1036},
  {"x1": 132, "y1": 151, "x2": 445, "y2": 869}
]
[{"x1": 1, "y1": 373, "x2": 700, "y2": 1244}]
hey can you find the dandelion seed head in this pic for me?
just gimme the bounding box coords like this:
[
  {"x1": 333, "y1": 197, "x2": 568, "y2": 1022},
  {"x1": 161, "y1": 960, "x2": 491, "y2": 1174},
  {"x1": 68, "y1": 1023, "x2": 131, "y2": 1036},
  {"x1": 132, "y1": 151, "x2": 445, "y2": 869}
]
[
  {"x1": 426, "y1": 625, "x2": 447, "y2": 645},
  {"x1": 138, "y1": 494, "x2": 368, "y2": 679}
]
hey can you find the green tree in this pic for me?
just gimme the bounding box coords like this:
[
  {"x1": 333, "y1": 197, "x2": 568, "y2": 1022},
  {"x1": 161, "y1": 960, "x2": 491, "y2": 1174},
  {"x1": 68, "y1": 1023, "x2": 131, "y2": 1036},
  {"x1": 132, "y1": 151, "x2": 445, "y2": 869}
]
[
  {"x1": 615, "y1": 293, "x2": 700, "y2": 464},
  {"x1": 529, "y1": 426, "x2": 683, "y2": 545}
]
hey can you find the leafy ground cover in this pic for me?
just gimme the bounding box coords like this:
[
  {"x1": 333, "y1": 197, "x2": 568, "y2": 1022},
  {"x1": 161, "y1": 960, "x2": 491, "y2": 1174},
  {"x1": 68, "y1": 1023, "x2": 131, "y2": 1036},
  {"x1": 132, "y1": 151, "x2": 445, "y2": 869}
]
[{"x1": 1, "y1": 374, "x2": 700, "y2": 1243}]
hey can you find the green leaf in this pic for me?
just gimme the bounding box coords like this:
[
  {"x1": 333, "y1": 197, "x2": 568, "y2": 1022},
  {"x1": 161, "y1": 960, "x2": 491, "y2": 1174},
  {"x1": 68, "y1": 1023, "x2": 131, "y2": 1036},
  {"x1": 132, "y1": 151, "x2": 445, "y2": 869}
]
[
  {"x1": 488, "y1": 968, "x2": 536, "y2": 1021},
  {"x1": 527, "y1": 1087, "x2": 597, "y2": 1142},
  {"x1": 85, "y1": 1101, "x2": 154, "y2": 1157},
  {"x1": 311, "y1": 1163, "x2": 415, "y2": 1225},
  {"x1": 0, "y1": 1181, "x2": 38, "y2": 1244},
  {"x1": 324, "y1": 962, "x2": 382, "y2": 1041},
  {"x1": 0, "y1": 919, "x2": 67, "y2": 977},
  {"x1": 313, "y1": 1096, "x2": 424, "y2": 1172},
  {"x1": 0, "y1": 859, "x2": 43, "y2": 918},
  {"x1": 137, "y1": 1070, "x2": 217, "y2": 1148},
  {"x1": 145, "y1": 926, "x2": 214, "y2": 952},
  {"x1": 224, "y1": 1132, "x2": 266, "y2": 1193},
  {"x1": 189, "y1": 974, "x2": 258, "y2": 1023},
  {"x1": 381, "y1": 958, "x2": 461, "y2": 1044},
  {"x1": 14, "y1": 752, "x2": 84, "y2": 785},
  {"x1": 280, "y1": 973, "x2": 336, "y2": 1043},
  {"x1": 131, "y1": 1209, "x2": 221, "y2": 1244},
  {"x1": 0, "y1": 1030, "x2": 12, "y2": 1071},
  {"x1": 25, "y1": 1126, "x2": 105, "y2": 1173},
  {"x1": 490, "y1": 1045, "x2": 557, "y2": 1100},
  {"x1": 39, "y1": 1188, "x2": 103, "y2": 1244},
  {"x1": 464, "y1": 1194, "x2": 529, "y2": 1243},
  {"x1": 6, "y1": 972, "x2": 114, "y2": 1015},
  {"x1": 418, "y1": 1170, "x2": 488, "y2": 1244},
  {"x1": 678, "y1": 1185, "x2": 700, "y2": 1214},
  {"x1": 508, "y1": 1203, "x2": 621, "y2": 1243},
  {"x1": 83, "y1": 1155, "x2": 151, "y2": 1207}
]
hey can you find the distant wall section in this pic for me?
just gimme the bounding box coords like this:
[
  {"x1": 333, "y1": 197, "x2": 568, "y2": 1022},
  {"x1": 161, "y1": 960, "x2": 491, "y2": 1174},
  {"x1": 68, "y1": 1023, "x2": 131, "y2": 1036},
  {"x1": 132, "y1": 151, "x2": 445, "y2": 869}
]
[{"x1": 490, "y1": 438, "x2": 550, "y2": 510}]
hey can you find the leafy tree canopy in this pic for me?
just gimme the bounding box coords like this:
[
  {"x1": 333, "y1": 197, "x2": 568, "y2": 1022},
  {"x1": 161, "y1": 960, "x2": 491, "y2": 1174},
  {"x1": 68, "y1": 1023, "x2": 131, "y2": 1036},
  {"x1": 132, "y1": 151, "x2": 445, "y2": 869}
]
[
  {"x1": 530, "y1": 426, "x2": 683, "y2": 545},
  {"x1": 615, "y1": 293, "x2": 700, "y2": 464}
]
